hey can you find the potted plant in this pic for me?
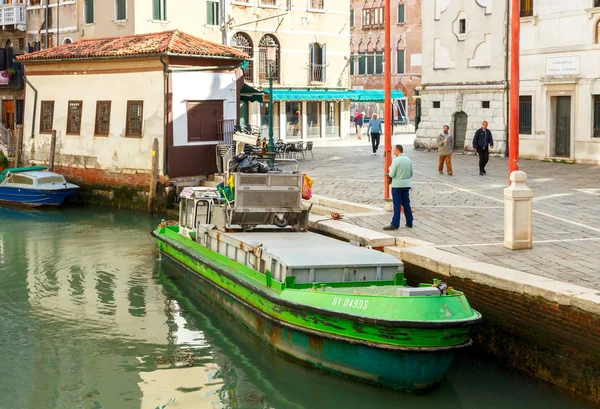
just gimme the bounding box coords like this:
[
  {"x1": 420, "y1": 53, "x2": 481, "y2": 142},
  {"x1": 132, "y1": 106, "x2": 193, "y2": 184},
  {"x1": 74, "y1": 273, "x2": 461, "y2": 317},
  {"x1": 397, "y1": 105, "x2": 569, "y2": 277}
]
[{"x1": 0, "y1": 150, "x2": 8, "y2": 171}]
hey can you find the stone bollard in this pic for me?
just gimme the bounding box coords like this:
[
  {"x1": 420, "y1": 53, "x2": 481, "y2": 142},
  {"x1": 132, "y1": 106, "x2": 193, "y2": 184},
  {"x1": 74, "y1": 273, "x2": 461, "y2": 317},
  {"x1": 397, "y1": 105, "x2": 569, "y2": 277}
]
[{"x1": 504, "y1": 171, "x2": 533, "y2": 250}]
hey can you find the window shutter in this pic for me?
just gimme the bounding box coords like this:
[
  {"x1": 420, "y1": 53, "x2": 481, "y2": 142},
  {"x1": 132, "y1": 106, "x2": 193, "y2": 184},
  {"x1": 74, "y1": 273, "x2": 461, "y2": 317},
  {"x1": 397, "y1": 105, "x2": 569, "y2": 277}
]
[
  {"x1": 398, "y1": 4, "x2": 405, "y2": 23},
  {"x1": 0, "y1": 49, "x2": 7, "y2": 71},
  {"x1": 153, "y1": 0, "x2": 160, "y2": 20},
  {"x1": 322, "y1": 43, "x2": 327, "y2": 81},
  {"x1": 6, "y1": 47, "x2": 13, "y2": 70},
  {"x1": 397, "y1": 49, "x2": 405, "y2": 74},
  {"x1": 86, "y1": 0, "x2": 94, "y2": 24},
  {"x1": 207, "y1": 1, "x2": 212, "y2": 25}
]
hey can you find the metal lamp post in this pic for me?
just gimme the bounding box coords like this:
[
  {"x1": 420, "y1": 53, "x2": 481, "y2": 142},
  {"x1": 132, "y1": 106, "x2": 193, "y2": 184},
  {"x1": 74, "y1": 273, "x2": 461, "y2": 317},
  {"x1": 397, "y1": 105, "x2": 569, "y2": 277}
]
[{"x1": 265, "y1": 39, "x2": 277, "y2": 167}]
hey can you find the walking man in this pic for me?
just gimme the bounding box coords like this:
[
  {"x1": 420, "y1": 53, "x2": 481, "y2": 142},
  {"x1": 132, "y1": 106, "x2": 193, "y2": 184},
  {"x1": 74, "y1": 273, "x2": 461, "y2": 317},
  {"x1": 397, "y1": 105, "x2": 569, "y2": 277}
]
[
  {"x1": 367, "y1": 113, "x2": 383, "y2": 155},
  {"x1": 384, "y1": 145, "x2": 414, "y2": 231},
  {"x1": 355, "y1": 111, "x2": 365, "y2": 139},
  {"x1": 437, "y1": 125, "x2": 453, "y2": 175},
  {"x1": 472, "y1": 121, "x2": 494, "y2": 175}
]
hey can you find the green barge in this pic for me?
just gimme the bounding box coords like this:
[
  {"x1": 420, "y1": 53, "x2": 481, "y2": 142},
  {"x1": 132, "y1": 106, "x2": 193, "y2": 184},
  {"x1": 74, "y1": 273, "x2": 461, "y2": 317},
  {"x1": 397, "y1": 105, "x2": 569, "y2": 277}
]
[{"x1": 153, "y1": 170, "x2": 481, "y2": 392}]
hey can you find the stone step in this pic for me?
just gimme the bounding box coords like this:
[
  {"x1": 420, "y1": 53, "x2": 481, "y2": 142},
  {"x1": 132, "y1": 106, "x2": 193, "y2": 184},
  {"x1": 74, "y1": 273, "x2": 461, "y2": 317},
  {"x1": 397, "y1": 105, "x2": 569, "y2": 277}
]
[{"x1": 309, "y1": 194, "x2": 382, "y2": 214}]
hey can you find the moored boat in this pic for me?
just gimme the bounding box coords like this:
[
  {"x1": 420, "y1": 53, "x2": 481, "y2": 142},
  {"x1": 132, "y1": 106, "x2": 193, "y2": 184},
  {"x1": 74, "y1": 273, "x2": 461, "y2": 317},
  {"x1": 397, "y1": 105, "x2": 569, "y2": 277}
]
[
  {"x1": 152, "y1": 164, "x2": 482, "y2": 392},
  {"x1": 0, "y1": 166, "x2": 79, "y2": 207}
]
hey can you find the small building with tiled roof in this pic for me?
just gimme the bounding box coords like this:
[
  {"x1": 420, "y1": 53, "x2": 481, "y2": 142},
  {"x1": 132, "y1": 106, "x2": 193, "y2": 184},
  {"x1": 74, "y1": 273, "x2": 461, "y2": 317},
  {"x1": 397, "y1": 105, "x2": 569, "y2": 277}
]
[{"x1": 17, "y1": 30, "x2": 251, "y2": 192}]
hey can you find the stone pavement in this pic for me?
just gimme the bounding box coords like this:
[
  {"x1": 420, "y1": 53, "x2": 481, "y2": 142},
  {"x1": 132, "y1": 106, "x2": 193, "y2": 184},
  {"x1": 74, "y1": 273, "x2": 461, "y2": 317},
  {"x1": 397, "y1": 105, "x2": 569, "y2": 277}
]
[{"x1": 291, "y1": 135, "x2": 600, "y2": 290}]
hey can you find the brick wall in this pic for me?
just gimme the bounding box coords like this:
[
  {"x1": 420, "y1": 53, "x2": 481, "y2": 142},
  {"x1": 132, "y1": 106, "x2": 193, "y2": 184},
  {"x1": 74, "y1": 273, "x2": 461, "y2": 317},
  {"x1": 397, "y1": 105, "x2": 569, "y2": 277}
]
[
  {"x1": 56, "y1": 165, "x2": 151, "y2": 189},
  {"x1": 405, "y1": 262, "x2": 600, "y2": 404}
]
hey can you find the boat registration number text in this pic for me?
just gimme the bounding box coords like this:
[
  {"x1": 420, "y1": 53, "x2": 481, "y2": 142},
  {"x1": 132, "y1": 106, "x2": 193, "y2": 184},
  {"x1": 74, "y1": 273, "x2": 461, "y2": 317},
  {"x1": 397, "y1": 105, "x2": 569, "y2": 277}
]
[{"x1": 331, "y1": 297, "x2": 369, "y2": 310}]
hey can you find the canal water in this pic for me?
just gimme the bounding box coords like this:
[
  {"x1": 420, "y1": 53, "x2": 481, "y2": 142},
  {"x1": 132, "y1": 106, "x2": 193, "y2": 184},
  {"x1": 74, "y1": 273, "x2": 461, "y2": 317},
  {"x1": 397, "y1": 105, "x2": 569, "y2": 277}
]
[{"x1": 0, "y1": 208, "x2": 594, "y2": 409}]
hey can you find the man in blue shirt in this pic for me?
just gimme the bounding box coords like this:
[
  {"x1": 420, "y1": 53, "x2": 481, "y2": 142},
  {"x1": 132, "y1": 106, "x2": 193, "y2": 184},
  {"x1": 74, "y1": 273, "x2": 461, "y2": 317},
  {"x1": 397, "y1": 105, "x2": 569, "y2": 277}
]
[
  {"x1": 472, "y1": 120, "x2": 494, "y2": 175},
  {"x1": 383, "y1": 144, "x2": 414, "y2": 230},
  {"x1": 367, "y1": 113, "x2": 383, "y2": 155}
]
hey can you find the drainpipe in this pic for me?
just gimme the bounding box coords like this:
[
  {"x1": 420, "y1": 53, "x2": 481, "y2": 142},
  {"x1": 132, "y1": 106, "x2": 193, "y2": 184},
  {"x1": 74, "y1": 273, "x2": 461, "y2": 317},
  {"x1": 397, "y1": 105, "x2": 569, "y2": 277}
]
[
  {"x1": 160, "y1": 56, "x2": 168, "y2": 176},
  {"x1": 56, "y1": 0, "x2": 60, "y2": 46},
  {"x1": 220, "y1": 0, "x2": 227, "y2": 46},
  {"x1": 24, "y1": 76, "x2": 38, "y2": 139},
  {"x1": 45, "y1": 0, "x2": 49, "y2": 49}
]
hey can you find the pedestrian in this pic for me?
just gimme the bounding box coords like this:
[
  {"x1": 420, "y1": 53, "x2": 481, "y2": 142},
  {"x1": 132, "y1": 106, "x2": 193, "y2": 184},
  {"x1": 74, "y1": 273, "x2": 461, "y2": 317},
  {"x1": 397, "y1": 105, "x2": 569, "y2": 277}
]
[
  {"x1": 367, "y1": 113, "x2": 383, "y2": 155},
  {"x1": 437, "y1": 125, "x2": 453, "y2": 175},
  {"x1": 355, "y1": 111, "x2": 364, "y2": 139},
  {"x1": 472, "y1": 120, "x2": 494, "y2": 175},
  {"x1": 384, "y1": 144, "x2": 414, "y2": 231}
]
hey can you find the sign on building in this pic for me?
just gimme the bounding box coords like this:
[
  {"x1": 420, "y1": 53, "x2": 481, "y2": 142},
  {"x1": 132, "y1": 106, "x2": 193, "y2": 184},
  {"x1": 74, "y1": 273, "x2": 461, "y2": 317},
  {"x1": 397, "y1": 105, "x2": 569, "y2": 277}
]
[{"x1": 546, "y1": 56, "x2": 580, "y2": 76}]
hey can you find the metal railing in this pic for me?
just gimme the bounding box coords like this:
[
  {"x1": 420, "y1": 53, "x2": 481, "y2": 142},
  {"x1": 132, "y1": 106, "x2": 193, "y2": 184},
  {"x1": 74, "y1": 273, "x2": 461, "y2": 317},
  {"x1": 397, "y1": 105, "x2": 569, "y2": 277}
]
[
  {"x1": 0, "y1": 3, "x2": 26, "y2": 26},
  {"x1": 309, "y1": 63, "x2": 326, "y2": 82},
  {"x1": 0, "y1": 124, "x2": 15, "y2": 157},
  {"x1": 217, "y1": 119, "x2": 236, "y2": 145}
]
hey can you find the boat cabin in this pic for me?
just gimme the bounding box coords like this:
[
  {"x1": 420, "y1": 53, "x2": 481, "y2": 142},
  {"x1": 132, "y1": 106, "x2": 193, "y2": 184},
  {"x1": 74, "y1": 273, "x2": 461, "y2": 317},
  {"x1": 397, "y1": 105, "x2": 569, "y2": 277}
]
[{"x1": 0, "y1": 171, "x2": 69, "y2": 188}]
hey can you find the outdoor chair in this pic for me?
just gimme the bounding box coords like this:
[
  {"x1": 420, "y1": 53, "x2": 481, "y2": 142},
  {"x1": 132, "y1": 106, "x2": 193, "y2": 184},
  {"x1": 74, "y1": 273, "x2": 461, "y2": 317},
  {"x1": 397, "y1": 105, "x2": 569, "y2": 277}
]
[{"x1": 303, "y1": 141, "x2": 314, "y2": 160}]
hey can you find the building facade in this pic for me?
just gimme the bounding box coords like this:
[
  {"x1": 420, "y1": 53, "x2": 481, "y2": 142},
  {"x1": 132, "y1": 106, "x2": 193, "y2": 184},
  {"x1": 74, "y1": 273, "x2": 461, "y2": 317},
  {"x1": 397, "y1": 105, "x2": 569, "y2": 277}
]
[
  {"x1": 415, "y1": 0, "x2": 508, "y2": 153},
  {"x1": 0, "y1": 0, "x2": 27, "y2": 153},
  {"x1": 349, "y1": 0, "x2": 422, "y2": 121},
  {"x1": 518, "y1": 0, "x2": 600, "y2": 164},
  {"x1": 36, "y1": 0, "x2": 352, "y2": 141}
]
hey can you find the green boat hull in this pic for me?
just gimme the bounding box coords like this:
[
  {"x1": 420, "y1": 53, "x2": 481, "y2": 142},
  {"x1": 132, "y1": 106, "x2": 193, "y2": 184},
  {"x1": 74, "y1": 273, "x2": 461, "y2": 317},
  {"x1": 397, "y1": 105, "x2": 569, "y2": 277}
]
[{"x1": 153, "y1": 226, "x2": 481, "y2": 392}]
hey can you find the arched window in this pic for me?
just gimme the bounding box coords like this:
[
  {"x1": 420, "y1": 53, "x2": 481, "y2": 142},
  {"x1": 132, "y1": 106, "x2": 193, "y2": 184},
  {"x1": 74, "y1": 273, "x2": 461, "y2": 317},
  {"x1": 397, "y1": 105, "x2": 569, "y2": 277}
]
[
  {"x1": 62, "y1": 38, "x2": 72, "y2": 45},
  {"x1": 231, "y1": 32, "x2": 253, "y2": 82},
  {"x1": 350, "y1": 42, "x2": 355, "y2": 76},
  {"x1": 357, "y1": 41, "x2": 366, "y2": 75},
  {"x1": 309, "y1": 42, "x2": 326, "y2": 82},
  {"x1": 396, "y1": 39, "x2": 405, "y2": 74},
  {"x1": 375, "y1": 41, "x2": 384, "y2": 75},
  {"x1": 595, "y1": 18, "x2": 600, "y2": 44},
  {"x1": 258, "y1": 34, "x2": 280, "y2": 83},
  {"x1": 366, "y1": 41, "x2": 375, "y2": 75}
]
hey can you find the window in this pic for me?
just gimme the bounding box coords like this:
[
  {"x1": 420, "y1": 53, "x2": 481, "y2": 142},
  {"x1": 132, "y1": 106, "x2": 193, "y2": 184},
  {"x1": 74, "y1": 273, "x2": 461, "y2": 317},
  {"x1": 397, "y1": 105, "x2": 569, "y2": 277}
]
[
  {"x1": 309, "y1": 43, "x2": 326, "y2": 82},
  {"x1": 66, "y1": 101, "x2": 83, "y2": 135},
  {"x1": 595, "y1": 18, "x2": 600, "y2": 44},
  {"x1": 482, "y1": 101, "x2": 490, "y2": 109},
  {"x1": 358, "y1": 52, "x2": 366, "y2": 75},
  {"x1": 397, "y1": 3, "x2": 405, "y2": 24},
  {"x1": 259, "y1": 34, "x2": 280, "y2": 83},
  {"x1": 593, "y1": 95, "x2": 600, "y2": 138},
  {"x1": 94, "y1": 101, "x2": 111, "y2": 136},
  {"x1": 7, "y1": 175, "x2": 33, "y2": 185},
  {"x1": 374, "y1": 42, "x2": 383, "y2": 75},
  {"x1": 362, "y1": 7, "x2": 384, "y2": 29},
  {"x1": 350, "y1": 55, "x2": 355, "y2": 75},
  {"x1": 153, "y1": 0, "x2": 166, "y2": 20},
  {"x1": 350, "y1": 8, "x2": 354, "y2": 28},
  {"x1": 309, "y1": 0, "x2": 324, "y2": 10},
  {"x1": 207, "y1": 1, "x2": 219, "y2": 25},
  {"x1": 519, "y1": 96, "x2": 532, "y2": 135},
  {"x1": 40, "y1": 101, "x2": 54, "y2": 134},
  {"x1": 232, "y1": 32, "x2": 254, "y2": 82},
  {"x1": 520, "y1": 0, "x2": 533, "y2": 17},
  {"x1": 433, "y1": 101, "x2": 441, "y2": 108},
  {"x1": 596, "y1": 0, "x2": 600, "y2": 7},
  {"x1": 115, "y1": 0, "x2": 126, "y2": 20},
  {"x1": 84, "y1": 0, "x2": 94, "y2": 24},
  {"x1": 126, "y1": 101, "x2": 143, "y2": 137},
  {"x1": 396, "y1": 41, "x2": 405, "y2": 74},
  {"x1": 261, "y1": 0, "x2": 277, "y2": 5},
  {"x1": 366, "y1": 47, "x2": 375, "y2": 75},
  {"x1": 459, "y1": 19, "x2": 466, "y2": 34}
]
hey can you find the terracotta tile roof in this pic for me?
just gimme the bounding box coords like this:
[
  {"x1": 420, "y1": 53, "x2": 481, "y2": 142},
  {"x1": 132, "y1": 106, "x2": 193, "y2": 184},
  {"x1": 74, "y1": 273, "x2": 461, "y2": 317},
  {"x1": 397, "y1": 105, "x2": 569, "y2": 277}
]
[{"x1": 17, "y1": 30, "x2": 249, "y2": 62}]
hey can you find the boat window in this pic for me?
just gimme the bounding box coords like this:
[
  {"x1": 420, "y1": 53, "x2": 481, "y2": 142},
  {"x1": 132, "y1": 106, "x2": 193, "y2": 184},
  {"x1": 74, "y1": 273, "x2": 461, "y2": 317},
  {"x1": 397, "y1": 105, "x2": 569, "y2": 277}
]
[
  {"x1": 180, "y1": 198, "x2": 188, "y2": 228},
  {"x1": 38, "y1": 176, "x2": 66, "y2": 185},
  {"x1": 185, "y1": 199, "x2": 195, "y2": 229},
  {"x1": 6, "y1": 175, "x2": 34, "y2": 185},
  {"x1": 195, "y1": 200, "x2": 211, "y2": 226}
]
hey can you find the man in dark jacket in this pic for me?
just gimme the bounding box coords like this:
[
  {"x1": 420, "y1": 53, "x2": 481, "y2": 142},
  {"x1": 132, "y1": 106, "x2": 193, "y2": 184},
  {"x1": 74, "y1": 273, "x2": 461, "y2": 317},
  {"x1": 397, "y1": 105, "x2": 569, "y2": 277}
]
[{"x1": 472, "y1": 121, "x2": 494, "y2": 175}]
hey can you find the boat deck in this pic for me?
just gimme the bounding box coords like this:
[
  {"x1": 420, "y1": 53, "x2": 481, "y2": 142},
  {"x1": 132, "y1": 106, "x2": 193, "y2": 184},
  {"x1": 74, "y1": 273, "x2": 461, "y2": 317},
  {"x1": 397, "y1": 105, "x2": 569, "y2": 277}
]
[{"x1": 226, "y1": 231, "x2": 402, "y2": 269}]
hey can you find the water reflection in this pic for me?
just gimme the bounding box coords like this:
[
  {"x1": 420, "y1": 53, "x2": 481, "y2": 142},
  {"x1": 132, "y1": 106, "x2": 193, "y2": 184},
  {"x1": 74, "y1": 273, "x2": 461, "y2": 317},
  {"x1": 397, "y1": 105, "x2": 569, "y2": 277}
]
[{"x1": 0, "y1": 208, "x2": 594, "y2": 409}]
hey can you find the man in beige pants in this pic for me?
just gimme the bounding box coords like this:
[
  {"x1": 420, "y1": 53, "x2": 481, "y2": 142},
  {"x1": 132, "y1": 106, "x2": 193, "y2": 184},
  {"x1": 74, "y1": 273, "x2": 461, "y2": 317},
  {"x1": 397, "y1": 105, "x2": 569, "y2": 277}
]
[{"x1": 437, "y1": 125, "x2": 453, "y2": 175}]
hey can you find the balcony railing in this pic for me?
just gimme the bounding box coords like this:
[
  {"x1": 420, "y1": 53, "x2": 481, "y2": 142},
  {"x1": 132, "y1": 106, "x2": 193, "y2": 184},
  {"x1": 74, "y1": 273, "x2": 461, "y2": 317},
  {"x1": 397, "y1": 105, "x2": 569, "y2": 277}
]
[
  {"x1": 0, "y1": 3, "x2": 26, "y2": 26},
  {"x1": 0, "y1": 69, "x2": 24, "y2": 89},
  {"x1": 309, "y1": 64, "x2": 326, "y2": 83}
]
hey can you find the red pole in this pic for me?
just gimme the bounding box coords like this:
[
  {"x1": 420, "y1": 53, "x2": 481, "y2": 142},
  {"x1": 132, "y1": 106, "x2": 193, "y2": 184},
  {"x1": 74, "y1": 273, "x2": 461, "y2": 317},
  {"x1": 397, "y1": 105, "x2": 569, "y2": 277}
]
[
  {"x1": 383, "y1": 0, "x2": 392, "y2": 200},
  {"x1": 509, "y1": 0, "x2": 520, "y2": 178}
]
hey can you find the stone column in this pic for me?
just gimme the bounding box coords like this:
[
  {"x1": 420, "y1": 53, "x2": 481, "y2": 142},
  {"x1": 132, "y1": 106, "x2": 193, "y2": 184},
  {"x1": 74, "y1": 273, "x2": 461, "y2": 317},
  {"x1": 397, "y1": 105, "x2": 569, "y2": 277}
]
[{"x1": 504, "y1": 171, "x2": 533, "y2": 250}]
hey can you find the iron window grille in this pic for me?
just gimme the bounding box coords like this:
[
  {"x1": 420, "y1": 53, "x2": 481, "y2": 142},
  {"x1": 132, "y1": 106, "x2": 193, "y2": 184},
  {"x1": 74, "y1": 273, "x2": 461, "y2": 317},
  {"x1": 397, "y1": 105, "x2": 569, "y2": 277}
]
[
  {"x1": 94, "y1": 101, "x2": 111, "y2": 136},
  {"x1": 258, "y1": 35, "x2": 280, "y2": 83},
  {"x1": 40, "y1": 101, "x2": 54, "y2": 134},
  {"x1": 593, "y1": 95, "x2": 600, "y2": 138},
  {"x1": 232, "y1": 32, "x2": 254, "y2": 82},
  {"x1": 519, "y1": 96, "x2": 532, "y2": 135},
  {"x1": 482, "y1": 101, "x2": 490, "y2": 109},
  {"x1": 66, "y1": 101, "x2": 83, "y2": 135},
  {"x1": 433, "y1": 101, "x2": 441, "y2": 108},
  {"x1": 126, "y1": 101, "x2": 144, "y2": 137}
]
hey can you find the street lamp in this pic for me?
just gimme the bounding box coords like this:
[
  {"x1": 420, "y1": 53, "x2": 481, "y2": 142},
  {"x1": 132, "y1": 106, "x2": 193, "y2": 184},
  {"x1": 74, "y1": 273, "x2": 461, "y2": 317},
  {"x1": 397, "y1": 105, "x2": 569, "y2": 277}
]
[{"x1": 265, "y1": 38, "x2": 277, "y2": 168}]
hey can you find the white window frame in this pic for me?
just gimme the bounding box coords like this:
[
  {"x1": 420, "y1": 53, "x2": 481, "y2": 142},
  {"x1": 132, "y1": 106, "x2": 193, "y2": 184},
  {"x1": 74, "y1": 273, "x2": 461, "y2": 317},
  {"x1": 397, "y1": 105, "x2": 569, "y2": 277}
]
[
  {"x1": 307, "y1": 0, "x2": 325, "y2": 12},
  {"x1": 152, "y1": 0, "x2": 167, "y2": 21},
  {"x1": 207, "y1": 0, "x2": 220, "y2": 26},
  {"x1": 115, "y1": 0, "x2": 127, "y2": 22},
  {"x1": 259, "y1": 0, "x2": 278, "y2": 8}
]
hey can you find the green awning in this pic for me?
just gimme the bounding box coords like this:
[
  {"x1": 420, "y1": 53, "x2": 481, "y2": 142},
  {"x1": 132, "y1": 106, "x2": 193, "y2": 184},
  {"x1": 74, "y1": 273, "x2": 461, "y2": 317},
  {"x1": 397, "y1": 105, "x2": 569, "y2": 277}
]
[
  {"x1": 347, "y1": 89, "x2": 405, "y2": 102},
  {"x1": 263, "y1": 88, "x2": 404, "y2": 102},
  {"x1": 240, "y1": 83, "x2": 264, "y2": 103}
]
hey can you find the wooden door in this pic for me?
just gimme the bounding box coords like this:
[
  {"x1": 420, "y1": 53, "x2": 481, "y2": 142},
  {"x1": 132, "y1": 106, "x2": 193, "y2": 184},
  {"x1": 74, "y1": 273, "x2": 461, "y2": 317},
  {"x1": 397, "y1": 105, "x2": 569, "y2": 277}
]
[
  {"x1": 187, "y1": 101, "x2": 223, "y2": 142},
  {"x1": 453, "y1": 111, "x2": 468, "y2": 150},
  {"x1": 554, "y1": 96, "x2": 571, "y2": 157},
  {"x1": 3, "y1": 100, "x2": 14, "y2": 131}
]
